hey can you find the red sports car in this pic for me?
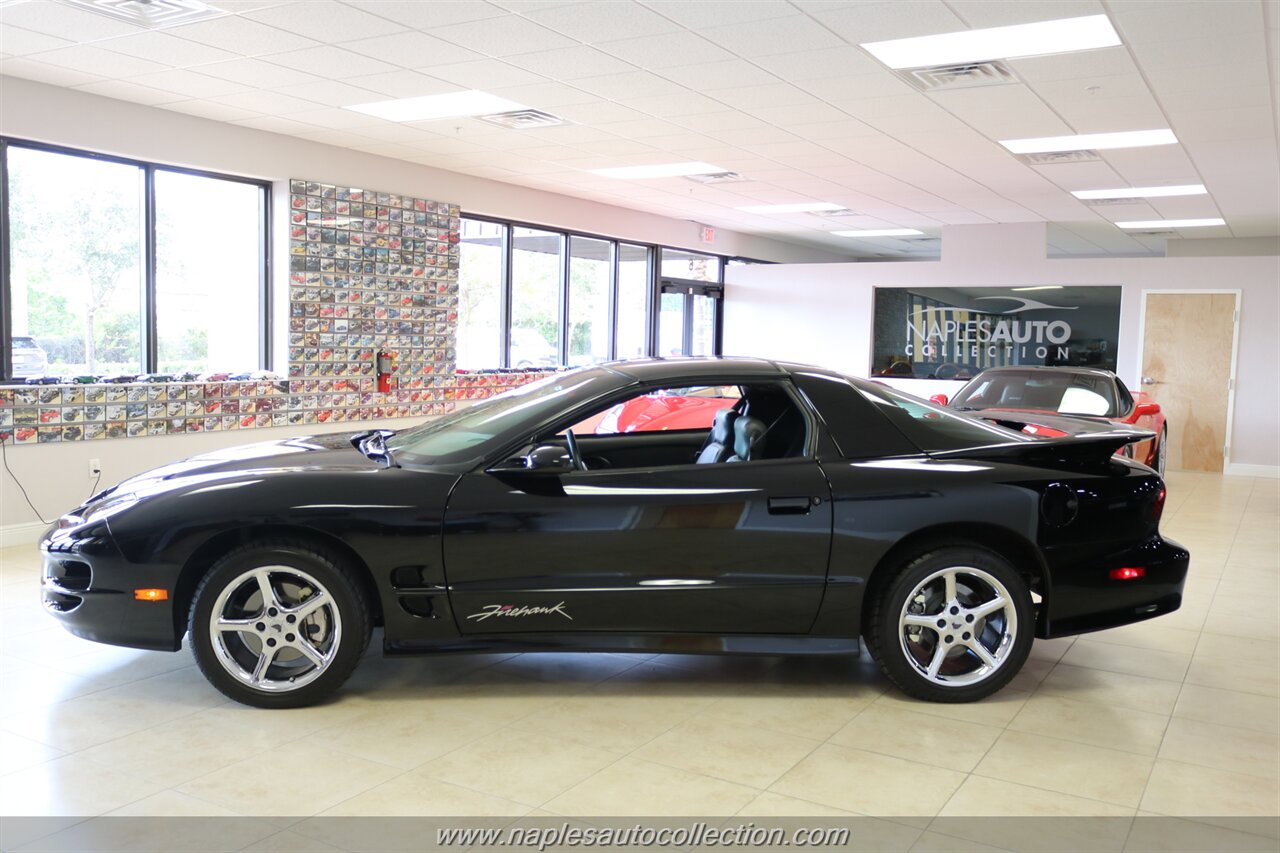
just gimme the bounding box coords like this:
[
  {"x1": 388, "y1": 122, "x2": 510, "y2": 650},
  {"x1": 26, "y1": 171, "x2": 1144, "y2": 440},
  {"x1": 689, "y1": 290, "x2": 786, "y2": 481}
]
[
  {"x1": 575, "y1": 385, "x2": 739, "y2": 435},
  {"x1": 933, "y1": 366, "x2": 1167, "y2": 474}
]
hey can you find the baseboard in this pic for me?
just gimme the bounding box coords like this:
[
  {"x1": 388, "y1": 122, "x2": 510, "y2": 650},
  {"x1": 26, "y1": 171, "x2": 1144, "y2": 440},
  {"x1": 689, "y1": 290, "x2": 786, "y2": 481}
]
[
  {"x1": 1225, "y1": 463, "x2": 1280, "y2": 478},
  {"x1": 0, "y1": 520, "x2": 48, "y2": 549}
]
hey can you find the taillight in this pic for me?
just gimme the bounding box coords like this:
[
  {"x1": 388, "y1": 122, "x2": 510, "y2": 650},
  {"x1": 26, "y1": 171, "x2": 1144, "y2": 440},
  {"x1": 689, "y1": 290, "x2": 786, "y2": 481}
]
[
  {"x1": 1110, "y1": 567, "x2": 1146, "y2": 581},
  {"x1": 1149, "y1": 486, "x2": 1167, "y2": 523}
]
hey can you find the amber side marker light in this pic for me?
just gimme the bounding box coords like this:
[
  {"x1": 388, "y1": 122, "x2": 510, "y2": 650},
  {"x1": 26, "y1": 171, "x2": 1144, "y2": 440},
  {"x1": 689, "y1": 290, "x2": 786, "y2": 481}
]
[
  {"x1": 1110, "y1": 567, "x2": 1146, "y2": 581},
  {"x1": 134, "y1": 588, "x2": 169, "y2": 602}
]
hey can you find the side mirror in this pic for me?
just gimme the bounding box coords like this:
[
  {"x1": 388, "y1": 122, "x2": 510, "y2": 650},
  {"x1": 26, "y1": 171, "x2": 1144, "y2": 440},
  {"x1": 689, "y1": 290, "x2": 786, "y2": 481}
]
[
  {"x1": 1134, "y1": 402, "x2": 1161, "y2": 418},
  {"x1": 488, "y1": 445, "x2": 574, "y2": 476},
  {"x1": 929, "y1": 394, "x2": 949, "y2": 406}
]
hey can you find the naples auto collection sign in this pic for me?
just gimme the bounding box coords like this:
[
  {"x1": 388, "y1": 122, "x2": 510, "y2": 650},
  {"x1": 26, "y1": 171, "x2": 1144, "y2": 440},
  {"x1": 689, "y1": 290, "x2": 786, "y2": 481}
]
[{"x1": 872, "y1": 286, "x2": 1122, "y2": 381}]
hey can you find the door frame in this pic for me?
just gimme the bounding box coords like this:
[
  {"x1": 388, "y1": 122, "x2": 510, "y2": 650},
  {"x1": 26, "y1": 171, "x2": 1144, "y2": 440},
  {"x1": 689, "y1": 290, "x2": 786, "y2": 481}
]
[{"x1": 1135, "y1": 288, "x2": 1242, "y2": 472}]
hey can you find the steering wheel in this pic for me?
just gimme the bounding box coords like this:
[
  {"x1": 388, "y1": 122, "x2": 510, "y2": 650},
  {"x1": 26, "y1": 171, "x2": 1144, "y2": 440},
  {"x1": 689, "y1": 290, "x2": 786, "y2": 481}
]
[{"x1": 564, "y1": 429, "x2": 587, "y2": 471}]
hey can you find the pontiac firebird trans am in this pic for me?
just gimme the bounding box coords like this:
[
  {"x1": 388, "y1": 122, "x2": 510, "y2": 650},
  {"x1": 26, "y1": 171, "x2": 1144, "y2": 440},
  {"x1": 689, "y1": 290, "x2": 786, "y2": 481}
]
[{"x1": 40, "y1": 358, "x2": 1188, "y2": 708}]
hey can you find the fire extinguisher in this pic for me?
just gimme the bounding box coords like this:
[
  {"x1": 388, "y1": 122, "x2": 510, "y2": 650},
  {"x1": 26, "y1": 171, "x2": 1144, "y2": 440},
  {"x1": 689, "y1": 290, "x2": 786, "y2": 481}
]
[{"x1": 376, "y1": 349, "x2": 396, "y2": 393}]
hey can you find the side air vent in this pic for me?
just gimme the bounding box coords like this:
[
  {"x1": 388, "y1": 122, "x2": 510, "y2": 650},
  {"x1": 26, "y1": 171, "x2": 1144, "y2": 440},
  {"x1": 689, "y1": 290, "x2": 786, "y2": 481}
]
[
  {"x1": 56, "y1": 0, "x2": 227, "y2": 27},
  {"x1": 477, "y1": 109, "x2": 565, "y2": 130},
  {"x1": 684, "y1": 171, "x2": 747, "y2": 184},
  {"x1": 1017, "y1": 150, "x2": 1103, "y2": 165},
  {"x1": 903, "y1": 60, "x2": 1019, "y2": 92}
]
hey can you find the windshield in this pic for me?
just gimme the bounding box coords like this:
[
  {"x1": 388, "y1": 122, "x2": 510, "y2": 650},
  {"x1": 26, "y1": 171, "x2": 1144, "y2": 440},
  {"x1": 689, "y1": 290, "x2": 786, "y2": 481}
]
[
  {"x1": 950, "y1": 370, "x2": 1119, "y2": 417},
  {"x1": 386, "y1": 369, "x2": 627, "y2": 467}
]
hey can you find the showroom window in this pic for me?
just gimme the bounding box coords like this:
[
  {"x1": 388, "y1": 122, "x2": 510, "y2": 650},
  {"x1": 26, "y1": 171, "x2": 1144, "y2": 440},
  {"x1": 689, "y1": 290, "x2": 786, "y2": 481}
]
[
  {"x1": 0, "y1": 139, "x2": 270, "y2": 381},
  {"x1": 455, "y1": 217, "x2": 739, "y2": 368}
]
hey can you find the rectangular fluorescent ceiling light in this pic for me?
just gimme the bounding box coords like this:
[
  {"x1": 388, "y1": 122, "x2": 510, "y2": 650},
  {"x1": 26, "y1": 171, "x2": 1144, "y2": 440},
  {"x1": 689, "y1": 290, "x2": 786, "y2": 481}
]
[
  {"x1": 1001, "y1": 129, "x2": 1177, "y2": 154},
  {"x1": 1072, "y1": 184, "x2": 1207, "y2": 200},
  {"x1": 861, "y1": 14, "x2": 1120, "y2": 70},
  {"x1": 1117, "y1": 218, "x2": 1226, "y2": 229},
  {"x1": 345, "y1": 90, "x2": 527, "y2": 122},
  {"x1": 737, "y1": 202, "x2": 847, "y2": 214},
  {"x1": 589, "y1": 162, "x2": 728, "y2": 179},
  {"x1": 832, "y1": 229, "x2": 924, "y2": 237}
]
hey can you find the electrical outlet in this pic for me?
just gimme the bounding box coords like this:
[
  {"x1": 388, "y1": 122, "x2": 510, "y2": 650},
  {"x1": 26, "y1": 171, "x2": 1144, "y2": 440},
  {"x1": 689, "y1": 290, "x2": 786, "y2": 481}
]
[{"x1": 88, "y1": 458, "x2": 102, "y2": 478}]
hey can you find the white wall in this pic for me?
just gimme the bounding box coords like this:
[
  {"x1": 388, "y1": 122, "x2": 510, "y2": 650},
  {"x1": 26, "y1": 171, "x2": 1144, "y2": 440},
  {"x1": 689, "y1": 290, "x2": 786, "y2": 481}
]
[{"x1": 724, "y1": 223, "x2": 1280, "y2": 473}]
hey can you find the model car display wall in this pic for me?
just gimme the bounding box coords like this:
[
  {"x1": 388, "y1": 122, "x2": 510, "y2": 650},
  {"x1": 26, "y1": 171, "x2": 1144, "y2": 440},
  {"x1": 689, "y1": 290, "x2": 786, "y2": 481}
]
[{"x1": 0, "y1": 178, "x2": 550, "y2": 445}]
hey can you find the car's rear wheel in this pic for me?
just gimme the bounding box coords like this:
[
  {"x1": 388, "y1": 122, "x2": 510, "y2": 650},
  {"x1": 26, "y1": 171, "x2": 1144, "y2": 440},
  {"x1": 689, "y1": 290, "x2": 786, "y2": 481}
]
[
  {"x1": 1156, "y1": 426, "x2": 1168, "y2": 475},
  {"x1": 189, "y1": 541, "x2": 371, "y2": 708},
  {"x1": 865, "y1": 546, "x2": 1033, "y2": 703}
]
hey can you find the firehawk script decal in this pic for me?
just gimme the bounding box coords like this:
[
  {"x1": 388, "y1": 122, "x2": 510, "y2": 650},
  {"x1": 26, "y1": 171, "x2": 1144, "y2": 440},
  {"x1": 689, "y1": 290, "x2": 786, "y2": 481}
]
[{"x1": 466, "y1": 602, "x2": 574, "y2": 622}]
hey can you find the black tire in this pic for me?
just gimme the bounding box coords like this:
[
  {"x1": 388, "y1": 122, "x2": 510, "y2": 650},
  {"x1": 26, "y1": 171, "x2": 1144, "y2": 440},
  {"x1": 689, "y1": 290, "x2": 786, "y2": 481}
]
[
  {"x1": 865, "y1": 545, "x2": 1033, "y2": 703},
  {"x1": 1156, "y1": 426, "x2": 1168, "y2": 476},
  {"x1": 189, "y1": 540, "x2": 371, "y2": 709}
]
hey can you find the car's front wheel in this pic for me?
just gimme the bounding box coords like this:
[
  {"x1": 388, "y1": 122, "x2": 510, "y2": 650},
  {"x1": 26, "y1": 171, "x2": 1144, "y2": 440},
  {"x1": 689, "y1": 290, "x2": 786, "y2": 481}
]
[
  {"x1": 189, "y1": 541, "x2": 371, "y2": 708},
  {"x1": 866, "y1": 546, "x2": 1033, "y2": 703},
  {"x1": 1156, "y1": 426, "x2": 1168, "y2": 475}
]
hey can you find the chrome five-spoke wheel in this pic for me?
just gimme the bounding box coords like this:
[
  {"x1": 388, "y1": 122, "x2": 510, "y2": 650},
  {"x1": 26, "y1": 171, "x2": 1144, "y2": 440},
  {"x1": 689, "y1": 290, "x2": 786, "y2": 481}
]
[
  {"x1": 867, "y1": 545, "x2": 1033, "y2": 702},
  {"x1": 209, "y1": 565, "x2": 342, "y2": 692},
  {"x1": 190, "y1": 541, "x2": 370, "y2": 708},
  {"x1": 899, "y1": 566, "x2": 1017, "y2": 687}
]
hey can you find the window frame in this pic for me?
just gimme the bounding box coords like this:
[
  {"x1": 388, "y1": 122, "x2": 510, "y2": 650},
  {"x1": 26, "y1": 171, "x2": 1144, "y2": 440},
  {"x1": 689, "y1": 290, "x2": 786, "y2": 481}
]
[
  {"x1": 457, "y1": 213, "x2": 734, "y2": 370},
  {"x1": 0, "y1": 136, "x2": 272, "y2": 382}
]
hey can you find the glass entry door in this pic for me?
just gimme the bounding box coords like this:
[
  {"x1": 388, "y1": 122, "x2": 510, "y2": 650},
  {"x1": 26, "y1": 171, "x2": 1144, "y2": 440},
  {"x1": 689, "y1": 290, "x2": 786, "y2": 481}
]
[{"x1": 657, "y1": 279, "x2": 721, "y2": 357}]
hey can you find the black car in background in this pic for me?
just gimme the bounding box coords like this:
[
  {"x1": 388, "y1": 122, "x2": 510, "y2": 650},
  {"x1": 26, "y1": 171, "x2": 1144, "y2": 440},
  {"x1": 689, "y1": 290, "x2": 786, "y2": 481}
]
[{"x1": 41, "y1": 358, "x2": 1187, "y2": 708}]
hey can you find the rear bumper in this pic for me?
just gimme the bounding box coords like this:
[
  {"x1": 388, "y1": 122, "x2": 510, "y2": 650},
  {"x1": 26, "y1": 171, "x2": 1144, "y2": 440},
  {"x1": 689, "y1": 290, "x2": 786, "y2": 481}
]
[
  {"x1": 1039, "y1": 535, "x2": 1189, "y2": 639},
  {"x1": 41, "y1": 523, "x2": 181, "y2": 652}
]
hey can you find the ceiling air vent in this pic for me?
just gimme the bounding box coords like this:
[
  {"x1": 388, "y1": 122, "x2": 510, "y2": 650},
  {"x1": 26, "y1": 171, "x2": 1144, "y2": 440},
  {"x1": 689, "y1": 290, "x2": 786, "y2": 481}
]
[
  {"x1": 1080, "y1": 197, "x2": 1146, "y2": 207},
  {"x1": 1016, "y1": 150, "x2": 1103, "y2": 166},
  {"x1": 477, "y1": 109, "x2": 564, "y2": 130},
  {"x1": 813, "y1": 207, "x2": 859, "y2": 217},
  {"x1": 903, "y1": 60, "x2": 1019, "y2": 92},
  {"x1": 1133, "y1": 230, "x2": 1176, "y2": 237},
  {"x1": 56, "y1": 0, "x2": 227, "y2": 27},
  {"x1": 683, "y1": 171, "x2": 747, "y2": 184}
]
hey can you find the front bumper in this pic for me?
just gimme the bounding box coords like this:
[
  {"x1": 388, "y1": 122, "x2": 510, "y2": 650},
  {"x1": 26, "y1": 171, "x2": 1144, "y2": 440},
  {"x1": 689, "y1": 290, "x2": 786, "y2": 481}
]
[
  {"x1": 41, "y1": 522, "x2": 181, "y2": 652},
  {"x1": 1039, "y1": 535, "x2": 1189, "y2": 639}
]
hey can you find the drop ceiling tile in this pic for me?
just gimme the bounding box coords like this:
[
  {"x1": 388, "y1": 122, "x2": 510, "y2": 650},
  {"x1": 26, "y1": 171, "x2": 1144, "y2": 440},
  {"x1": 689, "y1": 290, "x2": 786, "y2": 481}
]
[
  {"x1": 698, "y1": 15, "x2": 845, "y2": 57},
  {"x1": 1148, "y1": 196, "x2": 1225, "y2": 219},
  {"x1": 639, "y1": 132, "x2": 732, "y2": 151},
  {"x1": 246, "y1": 1, "x2": 406, "y2": 42},
  {"x1": 340, "y1": 31, "x2": 484, "y2": 68},
  {"x1": 703, "y1": 124, "x2": 800, "y2": 146},
  {"x1": 658, "y1": 59, "x2": 781, "y2": 91},
  {"x1": 358, "y1": 122, "x2": 439, "y2": 143},
  {"x1": 1007, "y1": 48, "x2": 1138, "y2": 84},
  {"x1": 798, "y1": 72, "x2": 917, "y2": 102},
  {"x1": 1111, "y1": 0, "x2": 1261, "y2": 43},
  {"x1": 487, "y1": 80, "x2": 601, "y2": 107},
  {"x1": 286, "y1": 107, "x2": 387, "y2": 129},
  {"x1": 709, "y1": 82, "x2": 820, "y2": 111},
  {"x1": 0, "y1": 24, "x2": 75, "y2": 56},
  {"x1": 1173, "y1": 106, "x2": 1277, "y2": 143},
  {"x1": 1029, "y1": 72, "x2": 1152, "y2": 105},
  {"x1": 73, "y1": 78, "x2": 184, "y2": 106},
  {"x1": 0, "y1": 1, "x2": 143, "y2": 42},
  {"x1": 166, "y1": 16, "x2": 320, "y2": 56},
  {"x1": 231, "y1": 114, "x2": 326, "y2": 135},
  {"x1": 639, "y1": 1, "x2": 795, "y2": 29},
  {"x1": 1148, "y1": 60, "x2": 1273, "y2": 97},
  {"x1": 572, "y1": 70, "x2": 688, "y2": 100},
  {"x1": 517, "y1": 144, "x2": 602, "y2": 162},
  {"x1": 524, "y1": 2, "x2": 679, "y2": 43},
  {"x1": 928, "y1": 85, "x2": 1071, "y2": 137},
  {"x1": 293, "y1": 128, "x2": 381, "y2": 147},
  {"x1": 345, "y1": 69, "x2": 461, "y2": 99},
  {"x1": 263, "y1": 45, "x2": 399, "y2": 77},
  {"x1": 946, "y1": 0, "x2": 1106, "y2": 27},
  {"x1": 744, "y1": 102, "x2": 852, "y2": 126},
  {"x1": 345, "y1": 0, "x2": 506, "y2": 29},
  {"x1": 751, "y1": 46, "x2": 884, "y2": 81},
  {"x1": 94, "y1": 31, "x2": 239, "y2": 67},
  {"x1": 574, "y1": 137, "x2": 663, "y2": 157},
  {"x1": 423, "y1": 58, "x2": 549, "y2": 89},
  {"x1": 550, "y1": 100, "x2": 650, "y2": 124},
  {"x1": 208, "y1": 89, "x2": 324, "y2": 115},
  {"x1": 427, "y1": 15, "x2": 575, "y2": 56},
  {"x1": 1134, "y1": 34, "x2": 1268, "y2": 75},
  {"x1": 590, "y1": 117, "x2": 687, "y2": 138},
  {"x1": 1053, "y1": 96, "x2": 1169, "y2": 133},
  {"x1": 808, "y1": 1, "x2": 966, "y2": 43},
  {"x1": 670, "y1": 111, "x2": 773, "y2": 133},
  {"x1": 506, "y1": 45, "x2": 636, "y2": 79},
  {"x1": 274, "y1": 79, "x2": 388, "y2": 107},
  {"x1": 194, "y1": 57, "x2": 323, "y2": 88},
  {"x1": 30, "y1": 45, "x2": 169, "y2": 78},
  {"x1": 595, "y1": 30, "x2": 735, "y2": 68},
  {"x1": 161, "y1": 100, "x2": 261, "y2": 122},
  {"x1": 785, "y1": 118, "x2": 880, "y2": 140}
]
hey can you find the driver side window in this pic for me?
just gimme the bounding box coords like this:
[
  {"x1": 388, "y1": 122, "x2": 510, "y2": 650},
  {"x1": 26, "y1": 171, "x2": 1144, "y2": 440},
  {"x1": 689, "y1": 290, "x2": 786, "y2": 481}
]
[{"x1": 554, "y1": 381, "x2": 810, "y2": 470}]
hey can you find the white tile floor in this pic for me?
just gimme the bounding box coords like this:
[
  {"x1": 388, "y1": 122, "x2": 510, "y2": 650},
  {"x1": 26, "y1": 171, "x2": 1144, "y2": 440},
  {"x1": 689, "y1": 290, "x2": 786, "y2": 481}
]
[{"x1": 0, "y1": 472, "x2": 1276, "y2": 822}]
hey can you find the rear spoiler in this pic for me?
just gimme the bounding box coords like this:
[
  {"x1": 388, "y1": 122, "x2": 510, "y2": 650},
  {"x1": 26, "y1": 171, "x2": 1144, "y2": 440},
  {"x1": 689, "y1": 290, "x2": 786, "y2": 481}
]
[{"x1": 930, "y1": 428, "x2": 1156, "y2": 469}]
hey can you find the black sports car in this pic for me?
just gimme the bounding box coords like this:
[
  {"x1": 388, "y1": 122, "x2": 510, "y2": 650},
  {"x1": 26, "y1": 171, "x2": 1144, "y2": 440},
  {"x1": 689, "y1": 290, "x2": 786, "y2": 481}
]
[{"x1": 40, "y1": 358, "x2": 1188, "y2": 708}]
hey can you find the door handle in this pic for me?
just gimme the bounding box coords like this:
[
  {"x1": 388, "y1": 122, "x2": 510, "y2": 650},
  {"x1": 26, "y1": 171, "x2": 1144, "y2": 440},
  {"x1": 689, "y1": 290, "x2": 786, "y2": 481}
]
[
  {"x1": 768, "y1": 496, "x2": 813, "y2": 515},
  {"x1": 1141, "y1": 376, "x2": 1159, "y2": 385}
]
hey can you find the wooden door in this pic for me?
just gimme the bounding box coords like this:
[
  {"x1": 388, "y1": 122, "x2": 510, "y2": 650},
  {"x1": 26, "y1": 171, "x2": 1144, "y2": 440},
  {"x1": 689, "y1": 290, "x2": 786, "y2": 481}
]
[{"x1": 1140, "y1": 293, "x2": 1237, "y2": 472}]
